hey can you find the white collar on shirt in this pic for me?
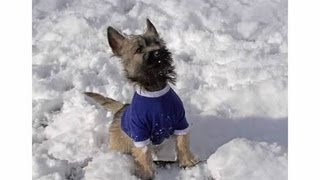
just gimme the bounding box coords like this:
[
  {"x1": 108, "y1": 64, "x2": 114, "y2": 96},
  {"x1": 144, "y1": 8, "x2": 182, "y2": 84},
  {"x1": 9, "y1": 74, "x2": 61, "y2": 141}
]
[{"x1": 136, "y1": 84, "x2": 170, "y2": 98}]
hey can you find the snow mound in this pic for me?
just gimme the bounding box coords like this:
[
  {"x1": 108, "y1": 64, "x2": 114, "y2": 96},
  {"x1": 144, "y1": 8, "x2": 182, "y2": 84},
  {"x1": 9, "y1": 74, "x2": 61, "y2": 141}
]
[
  {"x1": 32, "y1": 142, "x2": 85, "y2": 180},
  {"x1": 44, "y1": 90, "x2": 111, "y2": 162},
  {"x1": 84, "y1": 152, "x2": 137, "y2": 180},
  {"x1": 33, "y1": 152, "x2": 69, "y2": 180},
  {"x1": 207, "y1": 138, "x2": 287, "y2": 180}
]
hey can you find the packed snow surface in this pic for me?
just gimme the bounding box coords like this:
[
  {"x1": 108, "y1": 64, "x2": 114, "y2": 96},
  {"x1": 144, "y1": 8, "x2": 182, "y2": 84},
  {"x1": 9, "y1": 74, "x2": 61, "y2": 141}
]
[
  {"x1": 207, "y1": 138, "x2": 287, "y2": 180},
  {"x1": 32, "y1": 0, "x2": 288, "y2": 179}
]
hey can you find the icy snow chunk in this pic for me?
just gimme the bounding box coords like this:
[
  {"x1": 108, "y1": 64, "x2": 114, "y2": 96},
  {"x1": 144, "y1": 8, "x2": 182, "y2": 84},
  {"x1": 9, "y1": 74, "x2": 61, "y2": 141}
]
[
  {"x1": 53, "y1": 16, "x2": 90, "y2": 38},
  {"x1": 32, "y1": 152, "x2": 69, "y2": 179},
  {"x1": 33, "y1": 0, "x2": 72, "y2": 14},
  {"x1": 237, "y1": 21, "x2": 258, "y2": 38},
  {"x1": 84, "y1": 152, "x2": 137, "y2": 180},
  {"x1": 267, "y1": 32, "x2": 284, "y2": 44},
  {"x1": 41, "y1": 32, "x2": 63, "y2": 42},
  {"x1": 207, "y1": 138, "x2": 287, "y2": 180},
  {"x1": 36, "y1": 172, "x2": 66, "y2": 180},
  {"x1": 33, "y1": 142, "x2": 85, "y2": 180}
]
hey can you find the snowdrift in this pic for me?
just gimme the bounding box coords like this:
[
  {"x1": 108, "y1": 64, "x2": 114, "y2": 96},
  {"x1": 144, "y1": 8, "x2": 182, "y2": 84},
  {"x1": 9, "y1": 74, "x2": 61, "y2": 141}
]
[{"x1": 207, "y1": 138, "x2": 287, "y2": 180}]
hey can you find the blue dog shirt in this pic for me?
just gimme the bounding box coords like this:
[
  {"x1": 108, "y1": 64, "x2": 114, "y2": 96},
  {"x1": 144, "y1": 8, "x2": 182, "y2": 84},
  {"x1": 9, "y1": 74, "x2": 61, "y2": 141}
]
[{"x1": 121, "y1": 85, "x2": 189, "y2": 147}]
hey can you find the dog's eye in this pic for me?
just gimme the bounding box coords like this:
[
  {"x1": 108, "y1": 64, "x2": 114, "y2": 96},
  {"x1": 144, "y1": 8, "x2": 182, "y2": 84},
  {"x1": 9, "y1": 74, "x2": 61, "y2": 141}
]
[{"x1": 135, "y1": 46, "x2": 143, "y2": 54}]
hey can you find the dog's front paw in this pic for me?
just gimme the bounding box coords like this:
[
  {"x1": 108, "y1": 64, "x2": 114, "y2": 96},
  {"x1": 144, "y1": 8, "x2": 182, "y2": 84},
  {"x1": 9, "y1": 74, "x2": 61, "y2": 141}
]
[
  {"x1": 179, "y1": 155, "x2": 200, "y2": 168},
  {"x1": 135, "y1": 166, "x2": 154, "y2": 180}
]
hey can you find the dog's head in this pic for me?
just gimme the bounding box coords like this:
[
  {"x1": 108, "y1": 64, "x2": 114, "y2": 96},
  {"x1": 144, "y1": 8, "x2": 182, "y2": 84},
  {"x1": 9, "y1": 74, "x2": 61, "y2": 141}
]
[{"x1": 107, "y1": 19, "x2": 176, "y2": 91}]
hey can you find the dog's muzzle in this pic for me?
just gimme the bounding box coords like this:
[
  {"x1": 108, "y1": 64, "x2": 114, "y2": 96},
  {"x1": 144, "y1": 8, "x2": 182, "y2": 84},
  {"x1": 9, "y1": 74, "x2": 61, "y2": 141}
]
[{"x1": 149, "y1": 48, "x2": 167, "y2": 64}]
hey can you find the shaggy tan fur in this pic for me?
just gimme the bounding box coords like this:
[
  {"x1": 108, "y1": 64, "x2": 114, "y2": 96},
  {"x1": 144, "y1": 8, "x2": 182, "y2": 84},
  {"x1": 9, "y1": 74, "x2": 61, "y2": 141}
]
[
  {"x1": 108, "y1": 105, "x2": 155, "y2": 179},
  {"x1": 85, "y1": 19, "x2": 198, "y2": 180},
  {"x1": 176, "y1": 134, "x2": 199, "y2": 167},
  {"x1": 131, "y1": 146, "x2": 155, "y2": 179},
  {"x1": 108, "y1": 105, "x2": 133, "y2": 153}
]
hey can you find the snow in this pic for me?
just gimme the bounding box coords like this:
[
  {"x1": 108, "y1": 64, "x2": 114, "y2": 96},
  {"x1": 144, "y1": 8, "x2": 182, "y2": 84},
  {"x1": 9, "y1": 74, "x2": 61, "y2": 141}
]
[
  {"x1": 84, "y1": 152, "x2": 137, "y2": 180},
  {"x1": 207, "y1": 138, "x2": 287, "y2": 180},
  {"x1": 32, "y1": 0, "x2": 287, "y2": 179}
]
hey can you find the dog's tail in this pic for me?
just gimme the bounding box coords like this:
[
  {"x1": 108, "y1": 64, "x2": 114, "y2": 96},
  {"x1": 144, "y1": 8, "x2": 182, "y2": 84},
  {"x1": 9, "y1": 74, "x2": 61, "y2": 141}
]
[{"x1": 84, "y1": 92, "x2": 124, "y2": 113}]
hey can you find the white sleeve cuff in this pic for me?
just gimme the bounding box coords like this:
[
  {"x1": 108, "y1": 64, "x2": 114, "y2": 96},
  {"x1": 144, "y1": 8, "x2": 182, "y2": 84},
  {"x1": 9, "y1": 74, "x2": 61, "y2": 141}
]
[
  {"x1": 174, "y1": 127, "x2": 189, "y2": 135},
  {"x1": 133, "y1": 139, "x2": 150, "y2": 147}
]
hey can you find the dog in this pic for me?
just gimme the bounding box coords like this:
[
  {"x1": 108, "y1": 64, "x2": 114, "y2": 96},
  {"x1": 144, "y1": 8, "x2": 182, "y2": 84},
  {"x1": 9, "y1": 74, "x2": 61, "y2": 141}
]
[{"x1": 85, "y1": 19, "x2": 198, "y2": 179}]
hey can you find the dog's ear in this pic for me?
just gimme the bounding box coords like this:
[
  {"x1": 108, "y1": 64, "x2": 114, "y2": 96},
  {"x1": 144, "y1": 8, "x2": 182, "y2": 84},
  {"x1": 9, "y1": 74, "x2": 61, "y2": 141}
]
[
  {"x1": 146, "y1": 19, "x2": 159, "y2": 37},
  {"x1": 107, "y1": 26, "x2": 125, "y2": 56}
]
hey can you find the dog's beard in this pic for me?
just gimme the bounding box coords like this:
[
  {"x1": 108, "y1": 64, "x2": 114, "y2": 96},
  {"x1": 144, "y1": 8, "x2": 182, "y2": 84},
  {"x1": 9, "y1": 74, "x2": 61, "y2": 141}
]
[
  {"x1": 128, "y1": 48, "x2": 176, "y2": 91},
  {"x1": 144, "y1": 48, "x2": 175, "y2": 79}
]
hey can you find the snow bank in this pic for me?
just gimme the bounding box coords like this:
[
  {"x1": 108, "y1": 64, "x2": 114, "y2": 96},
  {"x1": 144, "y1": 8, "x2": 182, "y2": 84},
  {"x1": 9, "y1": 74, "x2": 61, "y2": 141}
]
[
  {"x1": 44, "y1": 90, "x2": 110, "y2": 162},
  {"x1": 84, "y1": 152, "x2": 137, "y2": 180},
  {"x1": 33, "y1": 152, "x2": 68, "y2": 180},
  {"x1": 33, "y1": 142, "x2": 85, "y2": 180},
  {"x1": 207, "y1": 138, "x2": 288, "y2": 180}
]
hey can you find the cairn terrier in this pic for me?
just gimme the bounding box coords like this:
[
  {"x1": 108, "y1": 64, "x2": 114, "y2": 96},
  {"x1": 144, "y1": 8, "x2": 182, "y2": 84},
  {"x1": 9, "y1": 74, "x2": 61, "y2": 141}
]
[{"x1": 85, "y1": 19, "x2": 198, "y2": 179}]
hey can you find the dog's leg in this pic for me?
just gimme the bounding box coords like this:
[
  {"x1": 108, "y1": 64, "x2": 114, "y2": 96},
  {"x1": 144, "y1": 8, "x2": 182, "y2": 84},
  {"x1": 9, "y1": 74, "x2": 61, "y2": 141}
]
[
  {"x1": 131, "y1": 146, "x2": 154, "y2": 180},
  {"x1": 108, "y1": 122, "x2": 132, "y2": 153},
  {"x1": 176, "y1": 133, "x2": 199, "y2": 168}
]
